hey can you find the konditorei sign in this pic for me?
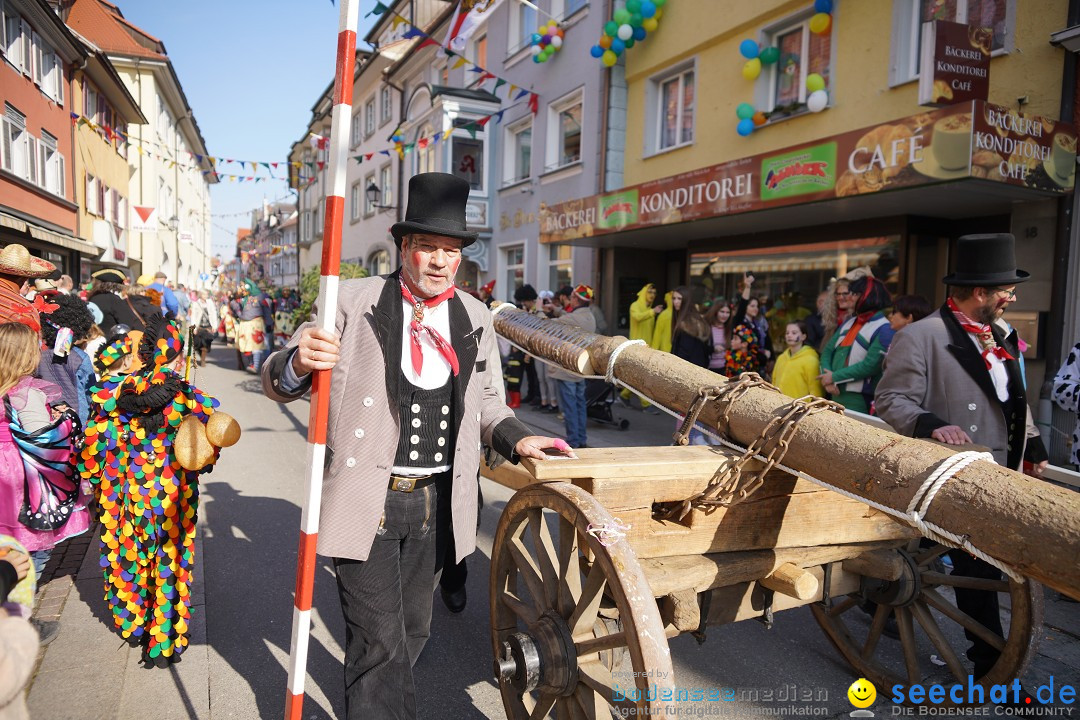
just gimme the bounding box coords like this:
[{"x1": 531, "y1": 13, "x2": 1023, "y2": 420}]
[
  {"x1": 539, "y1": 101, "x2": 1075, "y2": 245},
  {"x1": 918, "y1": 20, "x2": 991, "y2": 107}
]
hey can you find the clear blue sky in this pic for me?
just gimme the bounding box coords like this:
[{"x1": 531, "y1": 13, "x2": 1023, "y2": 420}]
[{"x1": 120, "y1": 0, "x2": 379, "y2": 260}]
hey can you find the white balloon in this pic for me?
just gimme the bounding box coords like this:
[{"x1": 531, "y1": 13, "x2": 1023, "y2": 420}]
[
  {"x1": 551, "y1": 35, "x2": 563, "y2": 48},
  {"x1": 807, "y1": 90, "x2": 828, "y2": 113},
  {"x1": 531, "y1": 44, "x2": 543, "y2": 56},
  {"x1": 617, "y1": 23, "x2": 633, "y2": 40}
]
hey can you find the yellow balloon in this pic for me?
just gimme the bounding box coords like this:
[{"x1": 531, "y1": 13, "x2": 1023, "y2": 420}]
[
  {"x1": 742, "y1": 58, "x2": 762, "y2": 81},
  {"x1": 809, "y1": 12, "x2": 832, "y2": 35},
  {"x1": 654, "y1": 8, "x2": 662, "y2": 18},
  {"x1": 806, "y1": 72, "x2": 826, "y2": 92},
  {"x1": 602, "y1": 49, "x2": 618, "y2": 67},
  {"x1": 642, "y1": 17, "x2": 658, "y2": 32}
]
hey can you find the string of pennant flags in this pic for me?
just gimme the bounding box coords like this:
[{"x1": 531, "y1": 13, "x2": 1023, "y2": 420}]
[{"x1": 364, "y1": 1, "x2": 540, "y2": 109}]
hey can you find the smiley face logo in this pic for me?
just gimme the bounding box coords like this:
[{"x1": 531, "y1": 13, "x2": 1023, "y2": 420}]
[{"x1": 848, "y1": 678, "x2": 877, "y2": 708}]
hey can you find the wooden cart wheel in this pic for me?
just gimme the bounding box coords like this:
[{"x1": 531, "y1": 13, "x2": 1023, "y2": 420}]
[
  {"x1": 490, "y1": 481, "x2": 675, "y2": 719},
  {"x1": 811, "y1": 542, "x2": 1043, "y2": 695}
]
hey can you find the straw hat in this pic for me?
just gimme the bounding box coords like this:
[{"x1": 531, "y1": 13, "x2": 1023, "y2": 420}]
[{"x1": 0, "y1": 244, "x2": 55, "y2": 278}]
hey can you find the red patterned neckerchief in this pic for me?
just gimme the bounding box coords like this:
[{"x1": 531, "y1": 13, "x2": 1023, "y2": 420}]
[
  {"x1": 399, "y1": 277, "x2": 459, "y2": 377},
  {"x1": 947, "y1": 298, "x2": 1014, "y2": 369}
]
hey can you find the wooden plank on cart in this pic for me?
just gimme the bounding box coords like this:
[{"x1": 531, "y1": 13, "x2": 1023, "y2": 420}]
[{"x1": 520, "y1": 446, "x2": 732, "y2": 481}]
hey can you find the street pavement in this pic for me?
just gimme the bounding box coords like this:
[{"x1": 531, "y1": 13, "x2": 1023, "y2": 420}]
[{"x1": 25, "y1": 344, "x2": 1080, "y2": 719}]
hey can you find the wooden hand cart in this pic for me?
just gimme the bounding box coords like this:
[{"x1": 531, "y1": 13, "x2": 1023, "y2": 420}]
[{"x1": 481, "y1": 306, "x2": 1079, "y2": 719}]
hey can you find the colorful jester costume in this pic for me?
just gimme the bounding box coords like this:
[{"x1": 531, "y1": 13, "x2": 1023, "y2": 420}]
[{"x1": 77, "y1": 318, "x2": 220, "y2": 667}]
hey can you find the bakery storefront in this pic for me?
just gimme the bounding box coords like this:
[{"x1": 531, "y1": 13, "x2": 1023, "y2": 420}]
[{"x1": 540, "y1": 101, "x2": 1075, "y2": 358}]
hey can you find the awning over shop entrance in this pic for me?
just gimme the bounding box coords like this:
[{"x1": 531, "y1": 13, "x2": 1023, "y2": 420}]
[
  {"x1": 0, "y1": 211, "x2": 97, "y2": 255},
  {"x1": 539, "y1": 100, "x2": 1075, "y2": 251}
]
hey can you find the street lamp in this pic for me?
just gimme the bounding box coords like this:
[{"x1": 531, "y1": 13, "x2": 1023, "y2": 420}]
[{"x1": 365, "y1": 181, "x2": 396, "y2": 210}]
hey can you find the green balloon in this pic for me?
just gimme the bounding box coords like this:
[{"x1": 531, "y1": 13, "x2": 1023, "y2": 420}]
[
  {"x1": 653, "y1": 0, "x2": 666, "y2": 5},
  {"x1": 604, "y1": 20, "x2": 618, "y2": 36},
  {"x1": 736, "y1": 102, "x2": 755, "y2": 120},
  {"x1": 624, "y1": 36, "x2": 635, "y2": 48},
  {"x1": 627, "y1": 0, "x2": 642, "y2": 11},
  {"x1": 613, "y1": 8, "x2": 631, "y2": 24},
  {"x1": 630, "y1": 12, "x2": 643, "y2": 26},
  {"x1": 759, "y1": 46, "x2": 780, "y2": 65}
]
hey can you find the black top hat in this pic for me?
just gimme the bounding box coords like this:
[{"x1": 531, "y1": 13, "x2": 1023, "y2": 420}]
[
  {"x1": 942, "y1": 233, "x2": 1030, "y2": 286},
  {"x1": 391, "y1": 173, "x2": 478, "y2": 247},
  {"x1": 513, "y1": 284, "x2": 538, "y2": 302}
]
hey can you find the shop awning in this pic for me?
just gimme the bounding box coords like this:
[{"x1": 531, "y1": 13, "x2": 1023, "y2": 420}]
[{"x1": 0, "y1": 211, "x2": 98, "y2": 255}]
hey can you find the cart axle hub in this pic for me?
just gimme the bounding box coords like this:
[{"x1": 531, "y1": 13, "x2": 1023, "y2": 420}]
[
  {"x1": 494, "y1": 611, "x2": 579, "y2": 696},
  {"x1": 863, "y1": 551, "x2": 922, "y2": 608}
]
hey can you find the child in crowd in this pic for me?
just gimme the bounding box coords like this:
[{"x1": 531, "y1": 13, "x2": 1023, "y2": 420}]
[
  {"x1": 772, "y1": 321, "x2": 825, "y2": 399},
  {"x1": 888, "y1": 294, "x2": 932, "y2": 333},
  {"x1": 0, "y1": 537, "x2": 37, "y2": 720},
  {"x1": 724, "y1": 323, "x2": 762, "y2": 378},
  {"x1": 78, "y1": 315, "x2": 224, "y2": 668}
]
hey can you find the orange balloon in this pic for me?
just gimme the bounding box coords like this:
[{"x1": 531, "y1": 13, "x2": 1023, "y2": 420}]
[
  {"x1": 599, "y1": 35, "x2": 612, "y2": 49},
  {"x1": 752, "y1": 111, "x2": 767, "y2": 126}
]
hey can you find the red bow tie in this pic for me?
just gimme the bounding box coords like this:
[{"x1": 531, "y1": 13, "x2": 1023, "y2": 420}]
[{"x1": 399, "y1": 278, "x2": 459, "y2": 377}]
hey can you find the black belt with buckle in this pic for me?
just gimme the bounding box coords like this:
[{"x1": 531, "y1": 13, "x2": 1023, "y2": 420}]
[{"x1": 389, "y1": 474, "x2": 437, "y2": 493}]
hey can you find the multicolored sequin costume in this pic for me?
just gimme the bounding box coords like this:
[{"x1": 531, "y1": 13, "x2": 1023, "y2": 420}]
[{"x1": 77, "y1": 321, "x2": 220, "y2": 666}]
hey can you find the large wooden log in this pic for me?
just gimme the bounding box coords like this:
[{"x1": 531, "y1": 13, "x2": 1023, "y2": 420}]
[{"x1": 491, "y1": 308, "x2": 1080, "y2": 600}]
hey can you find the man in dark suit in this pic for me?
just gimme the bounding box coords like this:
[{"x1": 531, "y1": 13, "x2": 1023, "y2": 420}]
[{"x1": 875, "y1": 233, "x2": 1048, "y2": 680}]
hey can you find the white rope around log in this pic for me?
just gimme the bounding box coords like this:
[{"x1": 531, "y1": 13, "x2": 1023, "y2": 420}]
[{"x1": 605, "y1": 339, "x2": 646, "y2": 384}]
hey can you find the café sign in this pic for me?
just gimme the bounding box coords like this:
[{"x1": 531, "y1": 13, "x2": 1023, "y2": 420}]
[
  {"x1": 918, "y1": 20, "x2": 991, "y2": 107},
  {"x1": 539, "y1": 101, "x2": 1074, "y2": 245}
]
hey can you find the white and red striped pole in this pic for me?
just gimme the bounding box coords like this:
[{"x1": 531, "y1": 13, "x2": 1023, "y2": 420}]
[{"x1": 284, "y1": 1, "x2": 358, "y2": 718}]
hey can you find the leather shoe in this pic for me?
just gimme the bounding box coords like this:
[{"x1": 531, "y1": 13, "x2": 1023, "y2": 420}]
[{"x1": 441, "y1": 586, "x2": 467, "y2": 613}]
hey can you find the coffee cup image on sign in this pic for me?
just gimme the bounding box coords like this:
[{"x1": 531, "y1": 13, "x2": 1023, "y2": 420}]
[
  {"x1": 1047, "y1": 132, "x2": 1077, "y2": 184},
  {"x1": 916, "y1": 113, "x2": 973, "y2": 179}
]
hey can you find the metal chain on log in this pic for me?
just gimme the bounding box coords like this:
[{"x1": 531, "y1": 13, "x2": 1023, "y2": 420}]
[{"x1": 664, "y1": 386, "x2": 845, "y2": 520}]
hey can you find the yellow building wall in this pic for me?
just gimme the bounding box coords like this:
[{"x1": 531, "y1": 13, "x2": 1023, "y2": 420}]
[
  {"x1": 71, "y1": 71, "x2": 133, "y2": 247},
  {"x1": 623, "y1": 0, "x2": 1069, "y2": 186}
]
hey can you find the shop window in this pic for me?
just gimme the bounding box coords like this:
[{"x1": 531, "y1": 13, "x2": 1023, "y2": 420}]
[
  {"x1": 891, "y1": 0, "x2": 1013, "y2": 85},
  {"x1": 369, "y1": 248, "x2": 391, "y2": 276},
  {"x1": 649, "y1": 63, "x2": 695, "y2": 153},
  {"x1": 503, "y1": 118, "x2": 531, "y2": 185},
  {"x1": 548, "y1": 244, "x2": 572, "y2": 291},
  {"x1": 380, "y1": 164, "x2": 392, "y2": 212},
  {"x1": 380, "y1": 86, "x2": 392, "y2": 126},
  {"x1": 689, "y1": 236, "x2": 902, "y2": 331},
  {"x1": 365, "y1": 98, "x2": 376, "y2": 137},
  {"x1": 546, "y1": 90, "x2": 583, "y2": 172},
  {"x1": 508, "y1": 2, "x2": 537, "y2": 55},
  {"x1": 363, "y1": 172, "x2": 376, "y2": 216},
  {"x1": 767, "y1": 15, "x2": 832, "y2": 114},
  {"x1": 451, "y1": 131, "x2": 484, "y2": 192},
  {"x1": 504, "y1": 245, "x2": 525, "y2": 298}
]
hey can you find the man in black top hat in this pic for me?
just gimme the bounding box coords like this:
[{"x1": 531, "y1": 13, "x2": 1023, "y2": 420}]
[
  {"x1": 875, "y1": 233, "x2": 1048, "y2": 681},
  {"x1": 263, "y1": 172, "x2": 570, "y2": 719}
]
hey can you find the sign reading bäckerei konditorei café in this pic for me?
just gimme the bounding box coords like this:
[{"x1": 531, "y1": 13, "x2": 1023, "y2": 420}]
[
  {"x1": 538, "y1": 100, "x2": 1075, "y2": 245},
  {"x1": 918, "y1": 20, "x2": 991, "y2": 107}
]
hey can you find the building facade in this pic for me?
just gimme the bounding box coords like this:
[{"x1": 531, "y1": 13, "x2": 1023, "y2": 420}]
[
  {"x1": 0, "y1": 0, "x2": 99, "y2": 277},
  {"x1": 66, "y1": 21, "x2": 146, "y2": 275},
  {"x1": 67, "y1": 0, "x2": 214, "y2": 288}
]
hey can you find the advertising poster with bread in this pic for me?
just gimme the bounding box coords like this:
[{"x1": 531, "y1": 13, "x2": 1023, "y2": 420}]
[{"x1": 538, "y1": 101, "x2": 1073, "y2": 246}]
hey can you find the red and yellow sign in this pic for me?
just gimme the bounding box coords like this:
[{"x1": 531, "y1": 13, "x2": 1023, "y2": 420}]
[{"x1": 539, "y1": 101, "x2": 1074, "y2": 245}]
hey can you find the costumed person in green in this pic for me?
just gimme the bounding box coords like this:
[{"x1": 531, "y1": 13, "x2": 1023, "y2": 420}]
[
  {"x1": 77, "y1": 316, "x2": 239, "y2": 667},
  {"x1": 621, "y1": 283, "x2": 662, "y2": 409}
]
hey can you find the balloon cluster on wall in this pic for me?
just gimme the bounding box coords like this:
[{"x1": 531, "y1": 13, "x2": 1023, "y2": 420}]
[
  {"x1": 531, "y1": 20, "x2": 565, "y2": 63},
  {"x1": 589, "y1": 0, "x2": 667, "y2": 68},
  {"x1": 734, "y1": 0, "x2": 833, "y2": 136}
]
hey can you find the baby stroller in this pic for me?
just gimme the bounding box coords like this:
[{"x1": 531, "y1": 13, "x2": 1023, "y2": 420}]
[{"x1": 585, "y1": 379, "x2": 629, "y2": 430}]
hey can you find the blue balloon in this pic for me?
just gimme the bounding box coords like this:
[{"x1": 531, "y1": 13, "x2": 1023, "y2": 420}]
[
  {"x1": 611, "y1": 38, "x2": 625, "y2": 54},
  {"x1": 533, "y1": 54, "x2": 543, "y2": 63},
  {"x1": 532, "y1": 33, "x2": 542, "y2": 44},
  {"x1": 739, "y1": 39, "x2": 759, "y2": 59},
  {"x1": 640, "y1": 0, "x2": 656, "y2": 18},
  {"x1": 590, "y1": 44, "x2": 605, "y2": 58},
  {"x1": 737, "y1": 118, "x2": 755, "y2": 136},
  {"x1": 814, "y1": 0, "x2": 833, "y2": 12},
  {"x1": 632, "y1": 25, "x2": 647, "y2": 41}
]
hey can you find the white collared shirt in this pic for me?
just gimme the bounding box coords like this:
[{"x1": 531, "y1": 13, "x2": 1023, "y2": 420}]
[{"x1": 965, "y1": 332, "x2": 1009, "y2": 402}]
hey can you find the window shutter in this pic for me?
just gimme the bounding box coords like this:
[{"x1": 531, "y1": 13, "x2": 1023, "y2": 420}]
[
  {"x1": 26, "y1": 135, "x2": 37, "y2": 184},
  {"x1": 54, "y1": 54, "x2": 62, "y2": 104},
  {"x1": 31, "y1": 32, "x2": 42, "y2": 85},
  {"x1": 0, "y1": 117, "x2": 8, "y2": 172},
  {"x1": 0, "y1": 0, "x2": 7, "y2": 56},
  {"x1": 56, "y1": 153, "x2": 64, "y2": 197}
]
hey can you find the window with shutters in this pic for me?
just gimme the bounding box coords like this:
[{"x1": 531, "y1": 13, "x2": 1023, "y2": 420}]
[
  {"x1": 1, "y1": 105, "x2": 28, "y2": 178},
  {"x1": 86, "y1": 174, "x2": 99, "y2": 215},
  {"x1": 380, "y1": 163, "x2": 392, "y2": 212},
  {"x1": 380, "y1": 86, "x2": 392, "y2": 126},
  {"x1": 350, "y1": 110, "x2": 362, "y2": 148},
  {"x1": 365, "y1": 98, "x2": 376, "y2": 137},
  {"x1": 41, "y1": 130, "x2": 63, "y2": 196}
]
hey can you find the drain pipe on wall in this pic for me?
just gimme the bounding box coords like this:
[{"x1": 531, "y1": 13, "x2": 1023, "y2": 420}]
[{"x1": 1039, "y1": 0, "x2": 1079, "y2": 456}]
